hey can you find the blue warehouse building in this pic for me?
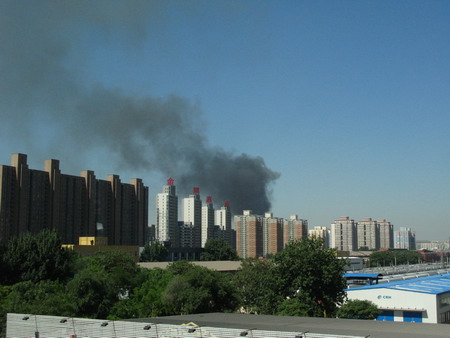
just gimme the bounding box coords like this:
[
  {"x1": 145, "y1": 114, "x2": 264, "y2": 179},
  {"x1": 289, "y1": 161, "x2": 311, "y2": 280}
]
[{"x1": 345, "y1": 273, "x2": 450, "y2": 323}]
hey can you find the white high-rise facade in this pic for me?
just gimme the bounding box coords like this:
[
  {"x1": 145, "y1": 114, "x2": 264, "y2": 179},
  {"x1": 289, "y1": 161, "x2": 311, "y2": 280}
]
[
  {"x1": 156, "y1": 178, "x2": 178, "y2": 246},
  {"x1": 183, "y1": 187, "x2": 202, "y2": 227},
  {"x1": 308, "y1": 226, "x2": 330, "y2": 248},
  {"x1": 201, "y1": 196, "x2": 214, "y2": 247},
  {"x1": 214, "y1": 201, "x2": 233, "y2": 246},
  {"x1": 215, "y1": 201, "x2": 232, "y2": 232},
  {"x1": 395, "y1": 227, "x2": 416, "y2": 250}
]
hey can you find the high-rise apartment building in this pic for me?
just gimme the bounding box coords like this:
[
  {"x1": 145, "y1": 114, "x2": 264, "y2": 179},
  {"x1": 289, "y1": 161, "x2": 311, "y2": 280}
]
[
  {"x1": 283, "y1": 214, "x2": 308, "y2": 246},
  {"x1": 331, "y1": 216, "x2": 356, "y2": 251},
  {"x1": 395, "y1": 227, "x2": 416, "y2": 250},
  {"x1": 156, "y1": 178, "x2": 178, "y2": 246},
  {"x1": 178, "y1": 221, "x2": 201, "y2": 248},
  {"x1": 356, "y1": 218, "x2": 379, "y2": 250},
  {"x1": 378, "y1": 219, "x2": 394, "y2": 249},
  {"x1": 308, "y1": 226, "x2": 330, "y2": 248},
  {"x1": 234, "y1": 210, "x2": 264, "y2": 259},
  {"x1": 201, "y1": 196, "x2": 214, "y2": 247},
  {"x1": 183, "y1": 187, "x2": 201, "y2": 227},
  {"x1": 0, "y1": 154, "x2": 148, "y2": 245},
  {"x1": 235, "y1": 211, "x2": 308, "y2": 258},
  {"x1": 214, "y1": 201, "x2": 234, "y2": 247},
  {"x1": 215, "y1": 201, "x2": 232, "y2": 232},
  {"x1": 330, "y1": 216, "x2": 394, "y2": 251},
  {"x1": 262, "y1": 212, "x2": 283, "y2": 256}
]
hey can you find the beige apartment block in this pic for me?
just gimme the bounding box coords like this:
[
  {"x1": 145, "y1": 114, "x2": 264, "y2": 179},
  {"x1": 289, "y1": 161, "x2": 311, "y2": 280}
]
[
  {"x1": 331, "y1": 216, "x2": 356, "y2": 251},
  {"x1": 356, "y1": 218, "x2": 379, "y2": 250},
  {"x1": 283, "y1": 214, "x2": 308, "y2": 247},
  {"x1": 378, "y1": 219, "x2": 394, "y2": 249},
  {"x1": 308, "y1": 226, "x2": 330, "y2": 248},
  {"x1": 0, "y1": 153, "x2": 148, "y2": 245}
]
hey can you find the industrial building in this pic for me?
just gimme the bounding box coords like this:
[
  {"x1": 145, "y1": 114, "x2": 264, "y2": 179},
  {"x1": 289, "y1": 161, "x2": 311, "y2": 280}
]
[{"x1": 346, "y1": 273, "x2": 450, "y2": 323}]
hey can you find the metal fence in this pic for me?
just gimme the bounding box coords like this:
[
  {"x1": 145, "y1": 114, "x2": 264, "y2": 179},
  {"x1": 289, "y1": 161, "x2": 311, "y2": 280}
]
[{"x1": 7, "y1": 313, "x2": 365, "y2": 338}]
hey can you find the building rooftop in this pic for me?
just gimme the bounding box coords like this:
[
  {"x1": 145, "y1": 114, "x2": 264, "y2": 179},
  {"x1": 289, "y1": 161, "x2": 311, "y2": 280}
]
[
  {"x1": 138, "y1": 260, "x2": 242, "y2": 272},
  {"x1": 131, "y1": 312, "x2": 450, "y2": 338},
  {"x1": 346, "y1": 272, "x2": 450, "y2": 295},
  {"x1": 344, "y1": 273, "x2": 383, "y2": 278},
  {"x1": 8, "y1": 312, "x2": 450, "y2": 338}
]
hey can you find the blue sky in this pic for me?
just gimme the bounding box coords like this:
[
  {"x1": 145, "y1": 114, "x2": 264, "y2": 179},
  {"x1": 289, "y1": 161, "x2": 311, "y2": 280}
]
[{"x1": 1, "y1": 1, "x2": 449, "y2": 240}]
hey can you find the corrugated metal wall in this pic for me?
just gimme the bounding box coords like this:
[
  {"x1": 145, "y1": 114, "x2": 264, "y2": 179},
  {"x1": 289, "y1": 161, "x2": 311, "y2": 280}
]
[{"x1": 7, "y1": 313, "x2": 363, "y2": 338}]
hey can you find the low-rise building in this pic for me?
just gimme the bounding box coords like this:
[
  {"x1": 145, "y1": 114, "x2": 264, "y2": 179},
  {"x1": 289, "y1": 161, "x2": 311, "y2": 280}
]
[
  {"x1": 345, "y1": 273, "x2": 450, "y2": 323},
  {"x1": 63, "y1": 236, "x2": 140, "y2": 261}
]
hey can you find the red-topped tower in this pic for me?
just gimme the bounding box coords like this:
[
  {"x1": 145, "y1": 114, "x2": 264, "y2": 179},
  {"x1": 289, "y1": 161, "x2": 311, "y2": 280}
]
[
  {"x1": 201, "y1": 195, "x2": 215, "y2": 247},
  {"x1": 156, "y1": 178, "x2": 178, "y2": 245}
]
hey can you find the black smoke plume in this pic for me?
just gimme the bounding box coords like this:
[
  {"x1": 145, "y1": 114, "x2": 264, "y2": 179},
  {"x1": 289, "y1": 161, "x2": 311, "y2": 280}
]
[{"x1": 0, "y1": 1, "x2": 280, "y2": 214}]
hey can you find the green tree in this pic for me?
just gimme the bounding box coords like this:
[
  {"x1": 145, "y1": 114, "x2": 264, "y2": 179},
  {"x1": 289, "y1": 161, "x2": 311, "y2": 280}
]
[
  {"x1": 200, "y1": 238, "x2": 238, "y2": 261},
  {"x1": 67, "y1": 268, "x2": 116, "y2": 319},
  {"x1": 273, "y1": 237, "x2": 347, "y2": 317},
  {"x1": 163, "y1": 261, "x2": 238, "y2": 314},
  {"x1": 277, "y1": 297, "x2": 313, "y2": 317},
  {"x1": 109, "y1": 268, "x2": 176, "y2": 319},
  {"x1": 80, "y1": 250, "x2": 141, "y2": 295},
  {"x1": 336, "y1": 299, "x2": 381, "y2": 320},
  {"x1": 0, "y1": 285, "x2": 12, "y2": 338},
  {"x1": 140, "y1": 241, "x2": 169, "y2": 262},
  {"x1": 233, "y1": 259, "x2": 283, "y2": 314},
  {"x1": 1, "y1": 229, "x2": 76, "y2": 285},
  {"x1": 68, "y1": 250, "x2": 140, "y2": 318},
  {"x1": 369, "y1": 250, "x2": 421, "y2": 267},
  {"x1": 1, "y1": 280, "x2": 75, "y2": 317}
]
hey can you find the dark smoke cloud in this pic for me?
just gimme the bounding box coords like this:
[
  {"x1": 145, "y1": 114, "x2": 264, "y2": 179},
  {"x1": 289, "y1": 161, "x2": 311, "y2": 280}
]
[{"x1": 0, "y1": 0, "x2": 280, "y2": 214}]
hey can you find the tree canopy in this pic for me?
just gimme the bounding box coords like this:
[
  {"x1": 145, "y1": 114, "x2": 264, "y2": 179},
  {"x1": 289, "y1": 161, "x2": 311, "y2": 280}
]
[
  {"x1": 233, "y1": 259, "x2": 283, "y2": 314},
  {"x1": 201, "y1": 238, "x2": 238, "y2": 261},
  {"x1": 109, "y1": 268, "x2": 175, "y2": 319},
  {"x1": 0, "y1": 230, "x2": 356, "y2": 329},
  {"x1": 68, "y1": 250, "x2": 141, "y2": 318},
  {"x1": 2, "y1": 280, "x2": 75, "y2": 317},
  {"x1": 369, "y1": 250, "x2": 421, "y2": 267},
  {"x1": 1, "y1": 229, "x2": 76, "y2": 285},
  {"x1": 163, "y1": 261, "x2": 239, "y2": 314},
  {"x1": 140, "y1": 241, "x2": 169, "y2": 262},
  {"x1": 273, "y1": 237, "x2": 347, "y2": 317},
  {"x1": 337, "y1": 299, "x2": 381, "y2": 320}
]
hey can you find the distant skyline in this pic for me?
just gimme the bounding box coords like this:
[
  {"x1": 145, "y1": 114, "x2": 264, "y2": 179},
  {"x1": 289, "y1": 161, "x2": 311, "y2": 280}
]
[{"x1": 1, "y1": 1, "x2": 449, "y2": 240}]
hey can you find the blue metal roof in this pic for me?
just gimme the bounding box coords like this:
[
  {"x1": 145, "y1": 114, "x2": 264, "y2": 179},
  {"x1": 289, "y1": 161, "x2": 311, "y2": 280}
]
[
  {"x1": 343, "y1": 273, "x2": 383, "y2": 278},
  {"x1": 345, "y1": 273, "x2": 450, "y2": 295}
]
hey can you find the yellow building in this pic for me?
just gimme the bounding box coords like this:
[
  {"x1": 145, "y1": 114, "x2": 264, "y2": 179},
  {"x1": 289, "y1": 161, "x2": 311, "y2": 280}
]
[{"x1": 63, "y1": 237, "x2": 140, "y2": 262}]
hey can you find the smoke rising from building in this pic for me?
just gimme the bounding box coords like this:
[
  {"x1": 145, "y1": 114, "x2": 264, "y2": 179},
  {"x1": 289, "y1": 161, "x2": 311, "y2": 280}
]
[{"x1": 0, "y1": 1, "x2": 280, "y2": 214}]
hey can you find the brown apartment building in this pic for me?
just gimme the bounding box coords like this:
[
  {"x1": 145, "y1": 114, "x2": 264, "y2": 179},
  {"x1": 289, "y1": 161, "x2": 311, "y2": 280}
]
[
  {"x1": 0, "y1": 154, "x2": 148, "y2": 245},
  {"x1": 234, "y1": 211, "x2": 308, "y2": 259},
  {"x1": 235, "y1": 210, "x2": 264, "y2": 258}
]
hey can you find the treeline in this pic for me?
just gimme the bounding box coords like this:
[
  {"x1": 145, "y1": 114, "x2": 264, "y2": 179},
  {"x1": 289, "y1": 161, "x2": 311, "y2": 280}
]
[
  {"x1": 368, "y1": 249, "x2": 422, "y2": 267},
  {"x1": 0, "y1": 230, "x2": 358, "y2": 337},
  {"x1": 139, "y1": 238, "x2": 239, "y2": 262}
]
